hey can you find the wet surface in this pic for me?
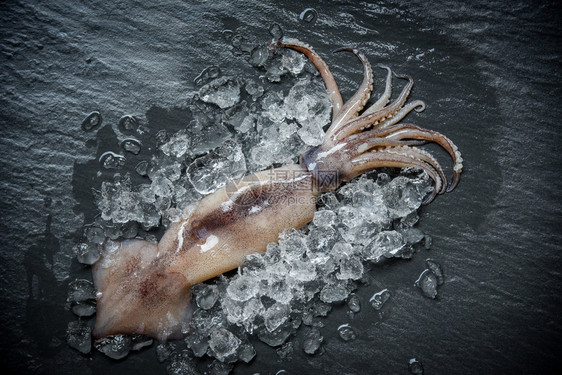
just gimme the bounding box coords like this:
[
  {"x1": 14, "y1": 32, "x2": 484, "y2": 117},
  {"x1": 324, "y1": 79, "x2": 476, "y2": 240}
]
[{"x1": 1, "y1": 0, "x2": 561, "y2": 374}]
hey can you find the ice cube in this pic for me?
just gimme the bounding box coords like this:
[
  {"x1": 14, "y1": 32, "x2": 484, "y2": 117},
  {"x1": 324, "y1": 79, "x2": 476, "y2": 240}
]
[
  {"x1": 237, "y1": 342, "x2": 256, "y2": 363},
  {"x1": 66, "y1": 320, "x2": 91, "y2": 354},
  {"x1": 67, "y1": 279, "x2": 96, "y2": 317},
  {"x1": 401, "y1": 227, "x2": 425, "y2": 246},
  {"x1": 241, "y1": 253, "x2": 266, "y2": 276},
  {"x1": 264, "y1": 58, "x2": 287, "y2": 82},
  {"x1": 363, "y1": 231, "x2": 406, "y2": 262},
  {"x1": 276, "y1": 341, "x2": 293, "y2": 360},
  {"x1": 337, "y1": 257, "x2": 364, "y2": 280},
  {"x1": 95, "y1": 335, "x2": 132, "y2": 360},
  {"x1": 307, "y1": 225, "x2": 338, "y2": 252},
  {"x1": 191, "y1": 283, "x2": 219, "y2": 310},
  {"x1": 245, "y1": 80, "x2": 264, "y2": 99},
  {"x1": 185, "y1": 332, "x2": 208, "y2": 358},
  {"x1": 150, "y1": 175, "x2": 174, "y2": 198},
  {"x1": 226, "y1": 275, "x2": 259, "y2": 302},
  {"x1": 257, "y1": 321, "x2": 294, "y2": 347},
  {"x1": 384, "y1": 176, "x2": 425, "y2": 218},
  {"x1": 249, "y1": 44, "x2": 269, "y2": 67},
  {"x1": 297, "y1": 122, "x2": 324, "y2": 146},
  {"x1": 320, "y1": 282, "x2": 349, "y2": 303},
  {"x1": 265, "y1": 274, "x2": 293, "y2": 304},
  {"x1": 264, "y1": 303, "x2": 291, "y2": 332},
  {"x1": 281, "y1": 49, "x2": 307, "y2": 75},
  {"x1": 222, "y1": 296, "x2": 264, "y2": 328},
  {"x1": 283, "y1": 78, "x2": 329, "y2": 146},
  {"x1": 261, "y1": 91, "x2": 287, "y2": 123},
  {"x1": 199, "y1": 76, "x2": 240, "y2": 109},
  {"x1": 73, "y1": 241, "x2": 100, "y2": 265},
  {"x1": 288, "y1": 259, "x2": 316, "y2": 282},
  {"x1": 302, "y1": 327, "x2": 323, "y2": 355},
  {"x1": 208, "y1": 328, "x2": 242, "y2": 363},
  {"x1": 156, "y1": 342, "x2": 176, "y2": 362},
  {"x1": 160, "y1": 129, "x2": 190, "y2": 158},
  {"x1": 278, "y1": 229, "x2": 308, "y2": 258},
  {"x1": 312, "y1": 210, "x2": 336, "y2": 228},
  {"x1": 167, "y1": 352, "x2": 198, "y2": 375},
  {"x1": 187, "y1": 140, "x2": 246, "y2": 195}
]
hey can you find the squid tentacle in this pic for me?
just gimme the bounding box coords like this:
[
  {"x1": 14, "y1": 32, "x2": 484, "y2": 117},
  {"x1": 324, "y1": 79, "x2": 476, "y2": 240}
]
[
  {"x1": 365, "y1": 65, "x2": 393, "y2": 113},
  {"x1": 330, "y1": 78, "x2": 419, "y2": 143},
  {"x1": 341, "y1": 137, "x2": 447, "y2": 195},
  {"x1": 275, "y1": 38, "x2": 343, "y2": 118},
  {"x1": 377, "y1": 100, "x2": 426, "y2": 130},
  {"x1": 327, "y1": 47, "x2": 373, "y2": 136},
  {"x1": 340, "y1": 122, "x2": 461, "y2": 192},
  {"x1": 380, "y1": 123, "x2": 463, "y2": 191}
]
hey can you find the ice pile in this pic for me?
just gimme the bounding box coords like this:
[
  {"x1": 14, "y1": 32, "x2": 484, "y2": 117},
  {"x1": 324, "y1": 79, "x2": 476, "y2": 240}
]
[
  {"x1": 250, "y1": 75, "x2": 330, "y2": 169},
  {"x1": 182, "y1": 170, "x2": 433, "y2": 365},
  {"x1": 71, "y1": 25, "x2": 442, "y2": 372}
]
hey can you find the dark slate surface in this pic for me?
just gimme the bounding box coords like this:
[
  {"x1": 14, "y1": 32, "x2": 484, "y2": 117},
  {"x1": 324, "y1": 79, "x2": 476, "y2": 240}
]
[{"x1": 0, "y1": 0, "x2": 560, "y2": 374}]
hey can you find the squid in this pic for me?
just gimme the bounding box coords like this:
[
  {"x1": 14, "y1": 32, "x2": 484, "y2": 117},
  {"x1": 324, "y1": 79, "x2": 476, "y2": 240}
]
[{"x1": 92, "y1": 38, "x2": 463, "y2": 341}]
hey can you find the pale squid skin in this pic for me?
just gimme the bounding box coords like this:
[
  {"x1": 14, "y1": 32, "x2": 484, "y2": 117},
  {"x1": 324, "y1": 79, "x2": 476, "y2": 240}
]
[{"x1": 92, "y1": 38, "x2": 463, "y2": 341}]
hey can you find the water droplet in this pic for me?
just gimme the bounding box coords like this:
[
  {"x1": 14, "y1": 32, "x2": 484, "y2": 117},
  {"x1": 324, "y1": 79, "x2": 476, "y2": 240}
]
[
  {"x1": 135, "y1": 160, "x2": 148, "y2": 176},
  {"x1": 118, "y1": 115, "x2": 138, "y2": 132},
  {"x1": 337, "y1": 324, "x2": 357, "y2": 341},
  {"x1": 121, "y1": 138, "x2": 141, "y2": 155},
  {"x1": 409, "y1": 358, "x2": 424, "y2": 374},
  {"x1": 82, "y1": 111, "x2": 102, "y2": 131},
  {"x1": 222, "y1": 29, "x2": 234, "y2": 42},
  {"x1": 194, "y1": 66, "x2": 221, "y2": 86},
  {"x1": 347, "y1": 293, "x2": 361, "y2": 313},
  {"x1": 299, "y1": 8, "x2": 318, "y2": 24},
  {"x1": 269, "y1": 24, "x2": 284, "y2": 40},
  {"x1": 425, "y1": 259, "x2": 444, "y2": 285},
  {"x1": 369, "y1": 289, "x2": 391, "y2": 310},
  {"x1": 231, "y1": 34, "x2": 254, "y2": 53},
  {"x1": 415, "y1": 269, "x2": 438, "y2": 299},
  {"x1": 99, "y1": 151, "x2": 125, "y2": 169}
]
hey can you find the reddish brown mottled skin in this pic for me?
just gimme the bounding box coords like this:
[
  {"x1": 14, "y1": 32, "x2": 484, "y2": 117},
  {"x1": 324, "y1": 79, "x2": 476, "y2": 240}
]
[{"x1": 92, "y1": 39, "x2": 462, "y2": 341}]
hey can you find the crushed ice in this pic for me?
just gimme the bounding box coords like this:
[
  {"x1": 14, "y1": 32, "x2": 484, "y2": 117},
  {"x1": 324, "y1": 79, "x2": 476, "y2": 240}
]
[{"x1": 71, "y1": 26, "x2": 446, "y2": 371}]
